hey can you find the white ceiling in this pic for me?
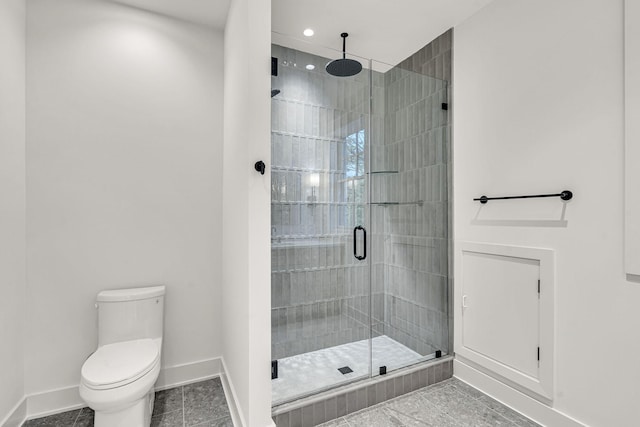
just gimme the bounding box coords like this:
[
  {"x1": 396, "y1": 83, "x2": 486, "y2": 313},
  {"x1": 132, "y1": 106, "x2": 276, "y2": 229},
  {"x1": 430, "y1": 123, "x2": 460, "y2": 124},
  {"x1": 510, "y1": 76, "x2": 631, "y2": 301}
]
[
  {"x1": 112, "y1": 0, "x2": 230, "y2": 29},
  {"x1": 272, "y1": 0, "x2": 494, "y2": 67},
  {"x1": 110, "y1": 0, "x2": 494, "y2": 68}
]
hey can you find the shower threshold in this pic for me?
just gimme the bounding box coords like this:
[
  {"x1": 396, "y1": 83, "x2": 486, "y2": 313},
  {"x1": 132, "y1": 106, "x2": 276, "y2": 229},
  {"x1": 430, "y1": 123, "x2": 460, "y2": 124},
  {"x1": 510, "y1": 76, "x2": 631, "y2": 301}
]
[{"x1": 272, "y1": 335, "x2": 435, "y2": 405}]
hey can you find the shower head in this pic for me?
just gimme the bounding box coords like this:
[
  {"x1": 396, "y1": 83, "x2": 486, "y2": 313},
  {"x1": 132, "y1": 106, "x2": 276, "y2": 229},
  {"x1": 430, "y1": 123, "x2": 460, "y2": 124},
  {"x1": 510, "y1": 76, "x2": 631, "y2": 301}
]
[
  {"x1": 326, "y1": 58, "x2": 363, "y2": 77},
  {"x1": 326, "y1": 33, "x2": 362, "y2": 77},
  {"x1": 271, "y1": 89, "x2": 281, "y2": 97}
]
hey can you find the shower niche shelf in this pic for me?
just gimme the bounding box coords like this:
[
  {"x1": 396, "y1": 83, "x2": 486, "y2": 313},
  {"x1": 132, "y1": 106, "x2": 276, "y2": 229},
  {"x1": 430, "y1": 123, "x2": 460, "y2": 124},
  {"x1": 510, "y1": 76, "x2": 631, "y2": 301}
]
[{"x1": 372, "y1": 200, "x2": 424, "y2": 207}]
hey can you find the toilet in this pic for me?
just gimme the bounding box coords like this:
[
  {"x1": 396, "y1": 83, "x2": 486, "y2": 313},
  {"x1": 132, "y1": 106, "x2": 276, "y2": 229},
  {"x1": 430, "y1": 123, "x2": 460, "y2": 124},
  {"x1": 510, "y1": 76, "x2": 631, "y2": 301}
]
[{"x1": 80, "y1": 286, "x2": 165, "y2": 427}]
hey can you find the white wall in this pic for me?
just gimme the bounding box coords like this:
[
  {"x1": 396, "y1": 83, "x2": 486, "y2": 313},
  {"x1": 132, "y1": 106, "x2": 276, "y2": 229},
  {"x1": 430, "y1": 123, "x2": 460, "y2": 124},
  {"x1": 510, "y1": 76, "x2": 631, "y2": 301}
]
[
  {"x1": 222, "y1": 0, "x2": 272, "y2": 424},
  {"x1": 625, "y1": 0, "x2": 640, "y2": 276},
  {"x1": 0, "y1": 0, "x2": 26, "y2": 424},
  {"x1": 454, "y1": 1, "x2": 639, "y2": 426},
  {"x1": 26, "y1": 0, "x2": 224, "y2": 395}
]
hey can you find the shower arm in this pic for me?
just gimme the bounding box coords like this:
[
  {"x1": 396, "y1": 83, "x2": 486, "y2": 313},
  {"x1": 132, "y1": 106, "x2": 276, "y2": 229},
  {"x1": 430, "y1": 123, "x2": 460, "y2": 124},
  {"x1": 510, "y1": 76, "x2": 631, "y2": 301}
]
[{"x1": 342, "y1": 34, "x2": 346, "y2": 59}]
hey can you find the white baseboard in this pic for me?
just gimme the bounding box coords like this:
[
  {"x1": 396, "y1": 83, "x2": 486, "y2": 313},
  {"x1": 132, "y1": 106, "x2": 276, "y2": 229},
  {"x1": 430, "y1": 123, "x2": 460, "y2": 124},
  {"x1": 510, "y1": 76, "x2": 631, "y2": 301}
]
[
  {"x1": 1, "y1": 397, "x2": 26, "y2": 427},
  {"x1": 454, "y1": 359, "x2": 587, "y2": 427},
  {"x1": 26, "y1": 386, "x2": 85, "y2": 420},
  {"x1": 22, "y1": 357, "x2": 222, "y2": 422},
  {"x1": 219, "y1": 357, "x2": 247, "y2": 427},
  {"x1": 156, "y1": 357, "x2": 221, "y2": 390}
]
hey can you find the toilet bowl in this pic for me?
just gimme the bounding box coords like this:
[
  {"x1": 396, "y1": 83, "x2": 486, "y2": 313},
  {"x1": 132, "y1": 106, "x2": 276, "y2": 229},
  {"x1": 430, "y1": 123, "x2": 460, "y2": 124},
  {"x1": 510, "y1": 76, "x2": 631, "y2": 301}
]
[{"x1": 80, "y1": 286, "x2": 165, "y2": 427}]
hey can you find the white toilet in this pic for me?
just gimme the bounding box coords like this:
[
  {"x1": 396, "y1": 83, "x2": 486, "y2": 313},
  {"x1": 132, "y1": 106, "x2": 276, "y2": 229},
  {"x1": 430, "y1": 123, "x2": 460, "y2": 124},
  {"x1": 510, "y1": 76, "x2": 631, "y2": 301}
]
[{"x1": 80, "y1": 286, "x2": 165, "y2": 427}]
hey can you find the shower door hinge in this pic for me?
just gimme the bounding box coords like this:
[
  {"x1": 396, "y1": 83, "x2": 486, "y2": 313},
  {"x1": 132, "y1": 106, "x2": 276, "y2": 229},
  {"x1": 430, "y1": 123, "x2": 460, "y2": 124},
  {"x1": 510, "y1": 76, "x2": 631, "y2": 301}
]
[
  {"x1": 435, "y1": 350, "x2": 442, "y2": 358},
  {"x1": 272, "y1": 360, "x2": 278, "y2": 380},
  {"x1": 379, "y1": 366, "x2": 387, "y2": 375},
  {"x1": 272, "y1": 57, "x2": 278, "y2": 76},
  {"x1": 441, "y1": 102, "x2": 449, "y2": 110},
  {"x1": 537, "y1": 347, "x2": 540, "y2": 361},
  {"x1": 538, "y1": 279, "x2": 541, "y2": 294}
]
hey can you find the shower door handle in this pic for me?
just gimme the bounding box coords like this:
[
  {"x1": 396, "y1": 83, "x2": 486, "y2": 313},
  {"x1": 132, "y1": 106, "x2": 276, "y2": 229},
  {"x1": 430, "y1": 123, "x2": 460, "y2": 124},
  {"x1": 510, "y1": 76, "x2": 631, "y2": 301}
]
[{"x1": 353, "y1": 225, "x2": 367, "y2": 260}]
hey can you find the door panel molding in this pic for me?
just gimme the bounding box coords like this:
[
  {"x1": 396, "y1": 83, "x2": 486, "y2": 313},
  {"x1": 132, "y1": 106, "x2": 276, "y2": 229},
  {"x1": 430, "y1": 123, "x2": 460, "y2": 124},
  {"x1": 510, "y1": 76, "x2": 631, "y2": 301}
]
[{"x1": 454, "y1": 241, "x2": 555, "y2": 401}]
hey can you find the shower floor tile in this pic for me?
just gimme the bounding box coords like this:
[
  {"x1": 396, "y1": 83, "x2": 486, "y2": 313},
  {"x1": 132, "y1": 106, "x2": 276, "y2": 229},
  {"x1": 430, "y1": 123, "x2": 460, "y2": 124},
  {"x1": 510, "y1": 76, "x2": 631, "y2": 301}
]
[{"x1": 272, "y1": 335, "x2": 423, "y2": 404}]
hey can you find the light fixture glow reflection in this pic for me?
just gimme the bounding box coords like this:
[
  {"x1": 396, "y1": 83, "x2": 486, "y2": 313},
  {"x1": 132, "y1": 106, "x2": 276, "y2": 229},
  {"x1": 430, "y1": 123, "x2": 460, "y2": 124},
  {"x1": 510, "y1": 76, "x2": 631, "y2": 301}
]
[
  {"x1": 303, "y1": 28, "x2": 314, "y2": 37},
  {"x1": 306, "y1": 64, "x2": 315, "y2": 70}
]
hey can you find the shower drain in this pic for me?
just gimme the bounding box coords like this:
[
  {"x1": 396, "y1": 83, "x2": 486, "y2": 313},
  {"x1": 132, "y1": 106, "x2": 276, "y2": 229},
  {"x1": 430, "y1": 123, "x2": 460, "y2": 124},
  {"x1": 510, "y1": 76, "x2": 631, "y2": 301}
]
[{"x1": 337, "y1": 366, "x2": 353, "y2": 374}]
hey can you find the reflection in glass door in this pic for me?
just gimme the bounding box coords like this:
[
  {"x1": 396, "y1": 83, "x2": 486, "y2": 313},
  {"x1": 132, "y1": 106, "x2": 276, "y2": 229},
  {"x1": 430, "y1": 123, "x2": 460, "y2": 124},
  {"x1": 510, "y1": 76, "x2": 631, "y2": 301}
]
[
  {"x1": 369, "y1": 62, "x2": 450, "y2": 379},
  {"x1": 270, "y1": 44, "x2": 371, "y2": 405}
]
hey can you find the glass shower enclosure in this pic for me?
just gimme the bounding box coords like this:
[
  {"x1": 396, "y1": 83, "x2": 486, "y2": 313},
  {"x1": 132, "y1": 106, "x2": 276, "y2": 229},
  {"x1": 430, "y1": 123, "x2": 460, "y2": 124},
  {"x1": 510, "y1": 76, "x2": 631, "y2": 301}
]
[{"x1": 271, "y1": 42, "x2": 450, "y2": 405}]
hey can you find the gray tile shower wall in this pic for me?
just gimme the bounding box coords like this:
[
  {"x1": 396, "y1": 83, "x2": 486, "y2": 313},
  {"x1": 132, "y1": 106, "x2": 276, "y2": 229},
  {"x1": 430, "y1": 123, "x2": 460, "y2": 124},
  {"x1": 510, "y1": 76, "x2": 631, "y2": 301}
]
[
  {"x1": 271, "y1": 45, "x2": 374, "y2": 360},
  {"x1": 395, "y1": 29, "x2": 452, "y2": 81},
  {"x1": 271, "y1": 29, "x2": 452, "y2": 361},
  {"x1": 378, "y1": 29, "x2": 452, "y2": 357}
]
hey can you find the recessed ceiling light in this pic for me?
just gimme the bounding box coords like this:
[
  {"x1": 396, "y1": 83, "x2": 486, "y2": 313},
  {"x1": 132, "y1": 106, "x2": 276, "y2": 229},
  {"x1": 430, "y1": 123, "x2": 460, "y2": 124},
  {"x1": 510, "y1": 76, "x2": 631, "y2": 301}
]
[
  {"x1": 306, "y1": 64, "x2": 315, "y2": 70},
  {"x1": 303, "y1": 28, "x2": 314, "y2": 37}
]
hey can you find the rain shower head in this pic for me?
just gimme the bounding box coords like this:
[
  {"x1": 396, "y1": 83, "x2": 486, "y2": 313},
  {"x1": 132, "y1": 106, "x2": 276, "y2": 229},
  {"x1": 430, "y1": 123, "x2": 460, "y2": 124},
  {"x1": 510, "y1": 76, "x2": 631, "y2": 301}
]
[{"x1": 326, "y1": 33, "x2": 362, "y2": 77}]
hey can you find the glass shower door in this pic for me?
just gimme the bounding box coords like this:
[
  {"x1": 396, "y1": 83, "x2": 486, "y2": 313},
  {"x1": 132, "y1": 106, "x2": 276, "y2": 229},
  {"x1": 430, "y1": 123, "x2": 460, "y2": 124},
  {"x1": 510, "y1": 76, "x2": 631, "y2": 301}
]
[
  {"x1": 270, "y1": 43, "x2": 451, "y2": 406},
  {"x1": 369, "y1": 60, "x2": 451, "y2": 378},
  {"x1": 270, "y1": 44, "x2": 372, "y2": 405}
]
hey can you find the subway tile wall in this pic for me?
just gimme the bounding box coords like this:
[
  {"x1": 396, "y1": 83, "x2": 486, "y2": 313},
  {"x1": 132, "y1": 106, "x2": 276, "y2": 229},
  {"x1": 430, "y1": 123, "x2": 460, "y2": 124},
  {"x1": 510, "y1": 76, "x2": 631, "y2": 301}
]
[
  {"x1": 271, "y1": 29, "x2": 452, "y2": 361},
  {"x1": 271, "y1": 45, "x2": 373, "y2": 360},
  {"x1": 377, "y1": 30, "x2": 452, "y2": 356}
]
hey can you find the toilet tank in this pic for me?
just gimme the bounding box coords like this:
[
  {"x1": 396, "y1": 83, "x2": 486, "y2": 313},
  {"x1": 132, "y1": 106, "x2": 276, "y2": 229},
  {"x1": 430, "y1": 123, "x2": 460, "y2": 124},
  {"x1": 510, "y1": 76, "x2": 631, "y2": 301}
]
[{"x1": 96, "y1": 286, "x2": 165, "y2": 346}]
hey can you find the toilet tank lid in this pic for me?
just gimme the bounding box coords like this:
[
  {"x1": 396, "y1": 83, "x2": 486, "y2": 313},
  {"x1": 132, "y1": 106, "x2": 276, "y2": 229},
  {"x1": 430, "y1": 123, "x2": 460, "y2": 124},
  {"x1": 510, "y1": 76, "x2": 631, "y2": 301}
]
[{"x1": 97, "y1": 286, "x2": 165, "y2": 302}]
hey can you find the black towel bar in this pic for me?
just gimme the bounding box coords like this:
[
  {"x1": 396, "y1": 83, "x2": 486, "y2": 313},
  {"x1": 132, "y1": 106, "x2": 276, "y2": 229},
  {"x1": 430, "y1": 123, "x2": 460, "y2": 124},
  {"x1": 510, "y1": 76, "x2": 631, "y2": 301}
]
[{"x1": 474, "y1": 190, "x2": 573, "y2": 204}]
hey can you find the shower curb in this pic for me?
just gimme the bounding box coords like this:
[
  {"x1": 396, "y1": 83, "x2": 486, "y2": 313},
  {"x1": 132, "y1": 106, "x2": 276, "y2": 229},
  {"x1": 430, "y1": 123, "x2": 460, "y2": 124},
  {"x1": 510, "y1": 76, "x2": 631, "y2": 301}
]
[{"x1": 272, "y1": 356, "x2": 453, "y2": 427}]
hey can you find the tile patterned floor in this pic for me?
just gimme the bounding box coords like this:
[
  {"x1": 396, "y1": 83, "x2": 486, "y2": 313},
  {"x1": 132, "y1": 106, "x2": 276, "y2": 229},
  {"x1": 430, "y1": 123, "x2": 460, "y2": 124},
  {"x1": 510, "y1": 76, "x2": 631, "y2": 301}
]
[
  {"x1": 22, "y1": 378, "x2": 232, "y2": 427},
  {"x1": 22, "y1": 376, "x2": 541, "y2": 427},
  {"x1": 273, "y1": 335, "x2": 424, "y2": 404},
  {"x1": 314, "y1": 378, "x2": 541, "y2": 427}
]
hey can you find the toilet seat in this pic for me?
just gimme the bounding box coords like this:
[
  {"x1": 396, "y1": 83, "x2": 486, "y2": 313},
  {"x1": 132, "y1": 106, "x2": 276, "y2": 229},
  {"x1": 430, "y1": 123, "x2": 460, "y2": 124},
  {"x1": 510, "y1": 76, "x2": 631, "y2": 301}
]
[{"x1": 82, "y1": 339, "x2": 159, "y2": 390}]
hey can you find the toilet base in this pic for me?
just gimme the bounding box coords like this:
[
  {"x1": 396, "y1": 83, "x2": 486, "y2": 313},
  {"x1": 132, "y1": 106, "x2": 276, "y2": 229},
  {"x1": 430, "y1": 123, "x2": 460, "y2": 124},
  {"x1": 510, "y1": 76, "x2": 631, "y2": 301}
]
[{"x1": 94, "y1": 390, "x2": 155, "y2": 427}]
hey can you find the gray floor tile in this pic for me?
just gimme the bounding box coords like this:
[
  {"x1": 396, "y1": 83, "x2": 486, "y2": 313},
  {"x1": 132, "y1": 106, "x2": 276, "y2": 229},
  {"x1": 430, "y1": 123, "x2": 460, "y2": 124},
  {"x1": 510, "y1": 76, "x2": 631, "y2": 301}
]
[
  {"x1": 449, "y1": 378, "x2": 485, "y2": 400},
  {"x1": 77, "y1": 408, "x2": 94, "y2": 417},
  {"x1": 475, "y1": 395, "x2": 541, "y2": 427},
  {"x1": 420, "y1": 378, "x2": 454, "y2": 393},
  {"x1": 418, "y1": 383, "x2": 519, "y2": 427},
  {"x1": 23, "y1": 409, "x2": 81, "y2": 427},
  {"x1": 282, "y1": 376, "x2": 542, "y2": 427},
  {"x1": 446, "y1": 399, "x2": 514, "y2": 427},
  {"x1": 73, "y1": 408, "x2": 94, "y2": 427},
  {"x1": 384, "y1": 392, "x2": 458, "y2": 426},
  {"x1": 184, "y1": 378, "x2": 230, "y2": 426},
  {"x1": 386, "y1": 409, "x2": 462, "y2": 427},
  {"x1": 314, "y1": 417, "x2": 348, "y2": 427},
  {"x1": 151, "y1": 409, "x2": 183, "y2": 427},
  {"x1": 344, "y1": 406, "x2": 404, "y2": 427},
  {"x1": 190, "y1": 417, "x2": 234, "y2": 427},
  {"x1": 154, "y1": 387, "x2": 184, "y2": 417},
  {"x1": 72, "y1": 416, "x2": 93, "y2": 427},
  {"x1": 420, "y1": 384, "x2": 469, "y2": 410},
  {"x1": 511, "y1": 416, "x2": 542, "y2": 427},
  {"x1": 19, "y1": 378, "x2": 235, "y2": 427}
]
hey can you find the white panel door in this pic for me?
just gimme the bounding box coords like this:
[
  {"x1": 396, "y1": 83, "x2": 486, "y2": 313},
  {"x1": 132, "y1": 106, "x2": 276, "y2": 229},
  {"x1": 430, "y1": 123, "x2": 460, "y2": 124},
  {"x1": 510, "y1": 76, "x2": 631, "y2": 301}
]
[{"x1": 462, "y1": 252, "x2": 540, "y2": 379}]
